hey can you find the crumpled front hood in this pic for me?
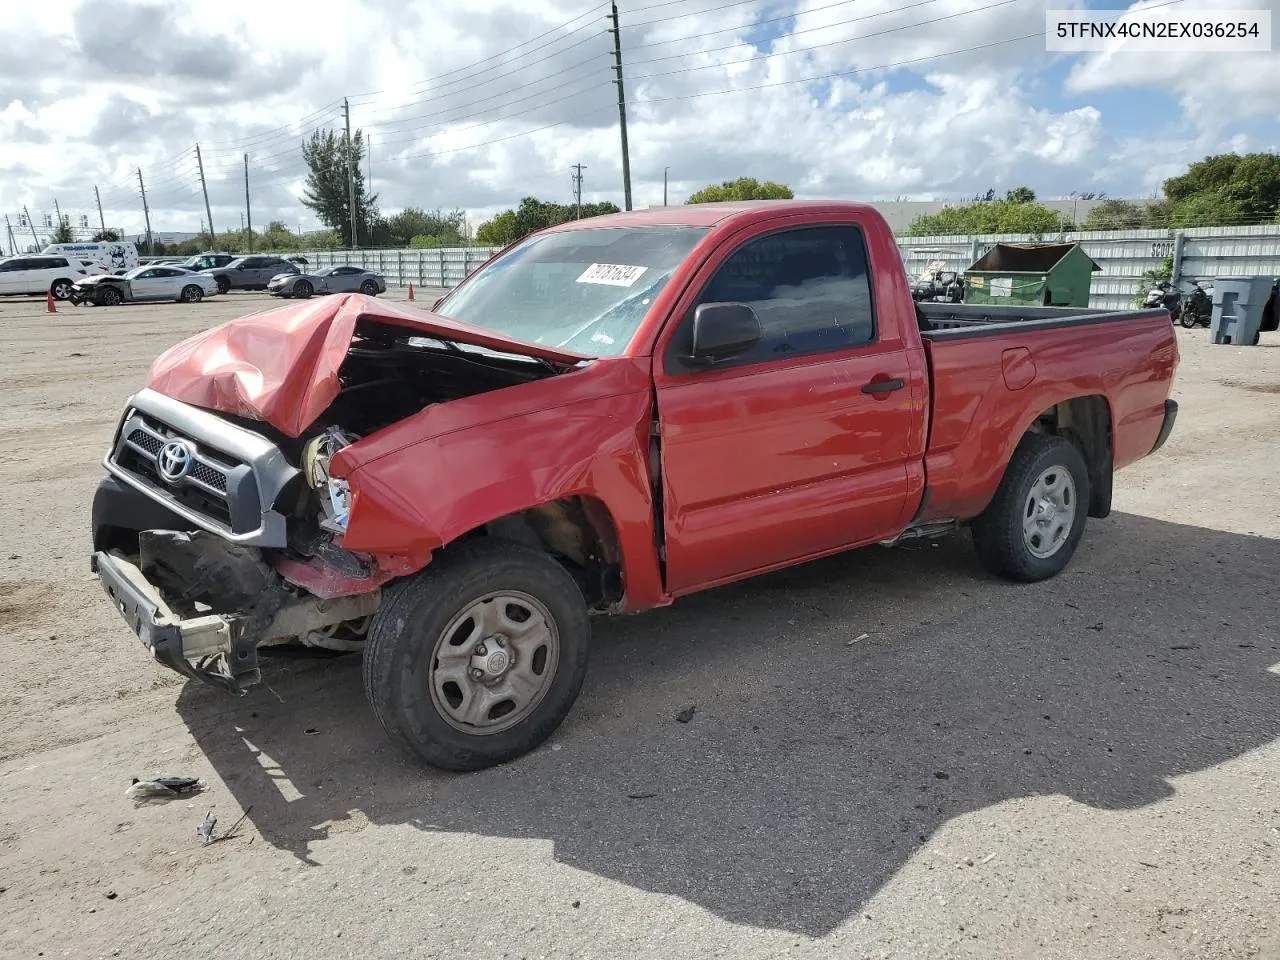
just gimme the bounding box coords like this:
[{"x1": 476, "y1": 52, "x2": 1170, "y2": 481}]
[{"x1": 145, "y1": 293, "x2": 591, "y2": 438}]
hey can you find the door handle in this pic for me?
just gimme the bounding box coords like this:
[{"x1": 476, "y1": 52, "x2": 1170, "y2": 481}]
[{"x1": 861, "y1": 377, "x2": 905, "y2": 395}]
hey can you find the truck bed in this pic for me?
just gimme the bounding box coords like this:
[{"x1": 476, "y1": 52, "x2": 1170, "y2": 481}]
[
  {"x1": 914, "y1": 303, "x2": 1179, "y2": 526},
  {"x1": 917, "y1": 302, "x2": 1169, "y2": 338}
]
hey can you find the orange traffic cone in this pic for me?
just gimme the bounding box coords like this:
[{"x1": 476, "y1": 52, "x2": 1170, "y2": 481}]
[
  {"x1": 407, "y1": 282, "x2": 415, "y2": 301},
  {"x1": 46, "y1": 290, "x2": 56, "y2": 313}
]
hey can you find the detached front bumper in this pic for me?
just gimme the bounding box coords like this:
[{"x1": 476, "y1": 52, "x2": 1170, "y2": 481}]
[
  {"x1": 90, "y1": 544, "x2": 382, "y2": 696},
  {"x1": 91, "y1": 549, "x2": 245, "y2": 690}
]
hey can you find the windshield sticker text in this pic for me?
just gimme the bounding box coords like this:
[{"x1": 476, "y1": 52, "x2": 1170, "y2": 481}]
[{"x1": 576, "y1": 263, "x2": 648, "y2": 287}]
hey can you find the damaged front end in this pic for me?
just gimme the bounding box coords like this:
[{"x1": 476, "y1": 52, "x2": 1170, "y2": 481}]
[
  {"x1": 92, "y1": 531, "x2": 380, "y2": 694},
  {"x1": 92, "y1": 299, "x2": 586, "y2": 694}
]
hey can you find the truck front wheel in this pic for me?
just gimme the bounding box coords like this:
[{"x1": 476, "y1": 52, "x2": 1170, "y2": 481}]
[
  {"x1": 971, "y1": 434, "x2": 1090, "y2": 583},
  {"x1": 362, "y1": 540, "x2": 590, "y2": 771}
]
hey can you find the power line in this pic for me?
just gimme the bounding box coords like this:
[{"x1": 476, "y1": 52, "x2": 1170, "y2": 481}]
[
  {"x1": 629, "y1": 0, "x2": 1023, "y2": 82},
  {"x1": 628, "y1": 0, "x2": 941, "y2": 63},
  {"x1": 364, "y1": 48, "x2": 605, "y2": 132},
  {"x1": 406, "y1": 2, "x2": 609, "y2": 90}
]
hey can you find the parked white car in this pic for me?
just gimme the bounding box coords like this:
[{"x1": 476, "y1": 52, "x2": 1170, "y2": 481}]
[{"x1": 0, "y1": 254, "x2": 93, "y2": 299}]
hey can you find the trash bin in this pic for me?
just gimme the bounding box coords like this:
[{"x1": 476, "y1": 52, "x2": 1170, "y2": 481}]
[{"x1": 1209, "y1": 277, "x2": 1274, "y2": 345}]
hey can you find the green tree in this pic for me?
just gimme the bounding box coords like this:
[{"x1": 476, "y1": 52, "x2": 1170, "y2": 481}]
[
  {"x1": 685, "y1": 177, "x2": 793, "y2": 203},
  {"x1": 385, "y1": 207, "x2": 466, "y2": 247},
  {"x1": 1082, "y1": 199, "x2": 1150, "y2": 230},
  {"x1": 91, "y1": 228, "x2": 120, "y2": 242},
  {"x1": 1170, "y1": 191, "x2": 1246, "y2": 228},
  {"x1": 476, "y1": 210, "x2": 518, "y2": 246},
  {"x1": 1004, "y1": 186, "x2": 1036, "y2": 204},
  {"x1": 1163, "y1": 152, "x2": 1280, "y2": 224},
  {"x1": 300, "y1": 128, "x2": 378, "y2": 247},
  {"x1": 475, "y1": 197, "x2": 621, "y2": 245},
  {"x1": 49, "y1": 218, "x2": 75, "y2": 244},
  {"x1": 906, "y1": 200, "x2": 1067, "y2": 236}
]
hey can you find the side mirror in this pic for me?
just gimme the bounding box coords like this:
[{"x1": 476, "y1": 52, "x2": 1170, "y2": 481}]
[{"x1": 690, "y1": 302, "x2": 762, "y2": 364}]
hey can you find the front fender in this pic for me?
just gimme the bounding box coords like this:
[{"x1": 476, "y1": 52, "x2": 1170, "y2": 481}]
[{"x1": 336, "y1": 389, "x2": 668, "y2": 611}]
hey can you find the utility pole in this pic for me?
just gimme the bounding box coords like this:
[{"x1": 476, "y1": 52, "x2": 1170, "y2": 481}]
[
  {"x1": 608, "y1": 2, "x2": 632, "y2": 211},
  {"x1": 195, "y1": 144, "x2": 215, "y2": 243},
  {"x1": 366, "y1": 132, "x2": 374, "y2": 244},
  {"x1": 343, "y1": 98, "x2": 359, "y2": 249},
  {"x1": 137, "y1": 168, "x2": 153, "y2": 254},
  {"x1": 571, "y1": 164, "x2": 586, "y2": 219},
  {"x1": 4, "y1": 215, "x2": 14, "y2": 256},
  {"x1": 663, "y1": 166, "x2": 669, "y2": 206},
  {"x1": 53, "y1": 198, "x2": 64, "y2": 234},
  {"x1": 244, "y1": 153, "x2": 253, "y2": 253},
  {"x1": 94, "y1": 185, "x2": 106, "y2": 235},
  {"x1": 22, "y1": 205, "x2": 38, "y2": 247}
]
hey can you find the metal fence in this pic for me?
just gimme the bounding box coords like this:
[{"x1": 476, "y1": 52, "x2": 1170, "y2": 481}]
[
  {"x1": 302, "y1": 246, "x2": 502, "y2": 289},
  {"x1": 299, "y1": 225, "x2": 1280, "y2": 311},
  {"x1": 898, "y1": 225, "x2": 1280, "y2": 312}
]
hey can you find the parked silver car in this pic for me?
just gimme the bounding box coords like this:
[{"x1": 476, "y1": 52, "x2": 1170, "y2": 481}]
[
  {"x1": 70, "y1": 265, "x2": 219, "y2": 306},
  {"x1": 267, "y1": 264, "x2": 387, "y2": 299}
]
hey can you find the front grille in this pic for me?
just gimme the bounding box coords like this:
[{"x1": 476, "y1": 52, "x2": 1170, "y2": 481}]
[
  {"x1": 112, "y1": 412, "x2": 248, "y2": 531},
  {"x1": 127, "y1": 428, "x2": 163, "y2": 457}
]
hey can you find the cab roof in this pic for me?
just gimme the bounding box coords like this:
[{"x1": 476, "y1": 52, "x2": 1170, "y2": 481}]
[{"x1": 541, "y1": 200, "x2": 885, "y2": 233}]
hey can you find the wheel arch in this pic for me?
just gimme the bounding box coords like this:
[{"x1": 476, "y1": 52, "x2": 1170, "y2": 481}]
[
  {"x1": 455, "y1": 496, "x2": 625, "y2": 612},
  {"x1": 1020, "y1": 394, "x2": 1113, "y2": 519}
]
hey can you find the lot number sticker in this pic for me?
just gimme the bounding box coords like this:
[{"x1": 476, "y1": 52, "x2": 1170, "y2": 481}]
[
  {"x1": 990, "y1": 277, "x2": 1013, "y2": 297},
  {"x1": 577, "y1": 263, "x2": 648, "y2": 287}
]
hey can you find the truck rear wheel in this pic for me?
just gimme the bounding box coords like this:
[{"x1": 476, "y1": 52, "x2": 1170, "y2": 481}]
[
  {"x1": 362, "y1": 540, "x2": 590, "y2": 771},
  {"x1": 971, "y1": 434, "x2": 1090, "y2": 583}
]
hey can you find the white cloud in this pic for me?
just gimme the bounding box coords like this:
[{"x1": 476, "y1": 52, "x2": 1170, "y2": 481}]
[{"x1": 0, "y1": 0, "x2": 1275, "y2": 243}]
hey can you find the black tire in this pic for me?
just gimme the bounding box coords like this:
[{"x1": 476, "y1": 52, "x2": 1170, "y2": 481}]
[
  {"x1": 214, "y1": 275, "x2": 230, "y2": 295},
  {"x1": 50, "y1": 279, "x2": 74, "y2": 300},
  {"x1": 1179, "y1": 312, "x2": 1198, "y2": 329},
  {"x1": 180, "y1": 284, "x2": 203, "y2": 303},
  {"x1": 360, "y1": 280, "x2": 378, "y2": 296},
  {"x1": 971, "y1": 433, "x2": 1091, "y2": 583},
  {"x1": 295, "y1": 280, "x2": 313, "y2": 299},
  {"x1": 100, "y1": 287, "x2": 123, "y2": 307},
  {"x1": 363, "y1": 540, "x2": 590, "y2": 772}
]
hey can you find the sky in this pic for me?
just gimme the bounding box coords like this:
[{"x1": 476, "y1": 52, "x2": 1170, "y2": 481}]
[{"x1": 1, "y1": 0, "x2": 1277, "y2": 244}]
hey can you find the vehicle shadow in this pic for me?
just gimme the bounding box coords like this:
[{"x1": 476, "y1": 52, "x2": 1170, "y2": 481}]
[{"x1": 175, "y1": 512, "x2": 1280, "y2": 937}]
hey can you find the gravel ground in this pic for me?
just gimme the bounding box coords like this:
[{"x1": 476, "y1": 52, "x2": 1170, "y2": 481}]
[{"x1": 0, "y1": 291, "x2": 1277, "y2": 960}]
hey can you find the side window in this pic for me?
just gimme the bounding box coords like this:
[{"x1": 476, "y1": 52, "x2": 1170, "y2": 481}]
[
  {"x1": 0, "y1": 259, "x2": 21, "y2": 272},
  {"x1": 665, "y1": 225, "x2": 876, "y2": 374},
  {"x1": 49, "y1": 257, "x2": 69, "y2": 268}
]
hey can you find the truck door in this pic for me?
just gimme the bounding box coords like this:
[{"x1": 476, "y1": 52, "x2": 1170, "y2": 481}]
[{"x1": 652, "y1": 221, "x2": 920, "y2": 594}]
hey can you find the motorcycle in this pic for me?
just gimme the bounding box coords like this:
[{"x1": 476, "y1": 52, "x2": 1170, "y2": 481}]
[
  {"x1": 1143, "y1": 279, "x2": 1182, "y2": 321},
  {"x1": 1178, "y1": 280, "x2": 1212, "y2": 329}
]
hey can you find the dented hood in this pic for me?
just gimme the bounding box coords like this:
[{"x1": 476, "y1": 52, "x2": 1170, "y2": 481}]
[{"x1": 145, "y1": 293, "x2": 590, "y2": 438}]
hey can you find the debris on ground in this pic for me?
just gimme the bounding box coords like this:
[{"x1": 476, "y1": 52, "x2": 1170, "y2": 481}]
[
  {"x1": 198, "y1": 805, "x2": 254, "y2": 846},
  {"x1": 846, "y1": 632, "x2": 870, "y2": 646},
  {"x1": 675, "y1": 705, "x2": 696, "y2": 724},
  {"x1": 627, "y1": 792, "x2": 658, "y2": 800},
  {"x1": 197, "y1": 810, "x2": 217, "y2": 845},
  {"x1": 125, "y1": 776, "x2": 201, "y2": 800}
]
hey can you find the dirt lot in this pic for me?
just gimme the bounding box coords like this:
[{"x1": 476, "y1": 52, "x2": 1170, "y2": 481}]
[{"x1": 0, "y1": 291, "x2": 1277, "y2": 960}]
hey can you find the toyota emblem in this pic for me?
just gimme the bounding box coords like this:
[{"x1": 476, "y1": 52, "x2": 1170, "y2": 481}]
[{"x1": 157, "y1": 439, "x2": 194, "y2": 484}]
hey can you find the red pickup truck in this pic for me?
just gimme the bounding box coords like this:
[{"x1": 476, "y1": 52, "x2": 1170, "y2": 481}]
[{"x1": 91, "y1": 201, "x2": 1179, "y2": 770}]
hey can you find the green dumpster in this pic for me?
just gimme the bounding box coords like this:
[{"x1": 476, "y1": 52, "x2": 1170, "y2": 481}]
[{"x1": 963, "y1": 242, "x2": 1101, "y2": 308}]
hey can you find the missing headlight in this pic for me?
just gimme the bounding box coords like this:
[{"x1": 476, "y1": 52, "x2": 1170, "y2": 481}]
[{"x1": 301, "y1": 426, "x2": 360, "y2": 534}]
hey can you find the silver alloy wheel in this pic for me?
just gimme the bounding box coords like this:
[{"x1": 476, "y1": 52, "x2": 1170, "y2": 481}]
[
  {"x1": 428, "y1": 591, "x2": 560, "y2": 735},
  {"x1": 1022, "y1": 465, "x2": 1076, "y2": 559},
  {"x1": 52, "y1": 281, "x2": 72, "y2": 300}
]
